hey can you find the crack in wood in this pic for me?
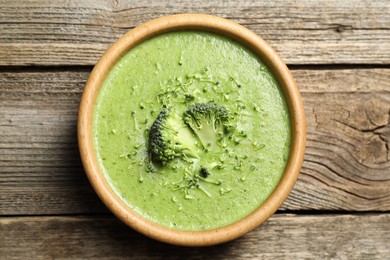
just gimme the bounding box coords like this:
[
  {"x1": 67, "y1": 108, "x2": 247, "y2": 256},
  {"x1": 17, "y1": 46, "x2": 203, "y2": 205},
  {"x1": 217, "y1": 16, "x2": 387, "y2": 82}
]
[{"x1": 333, "y1": 108, "x2": 390, "y2": 161}]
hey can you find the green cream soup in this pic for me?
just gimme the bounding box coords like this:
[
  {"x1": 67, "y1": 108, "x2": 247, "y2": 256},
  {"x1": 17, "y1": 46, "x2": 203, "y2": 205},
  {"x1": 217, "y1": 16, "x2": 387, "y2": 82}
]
[{"x1": 93, "y1": 31, "x2": 291, "y2": 231}]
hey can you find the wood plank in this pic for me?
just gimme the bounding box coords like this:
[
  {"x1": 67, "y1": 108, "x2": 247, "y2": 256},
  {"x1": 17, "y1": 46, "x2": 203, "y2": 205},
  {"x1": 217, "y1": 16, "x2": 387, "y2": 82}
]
[
  {"x1": 0, "y1": 69, "x2": 389, "y2": 215},
  {"x1": 284, "y1": 93, "x2": 390, "y2": 211},
  {"x1": 1, "y1": 214, "x2": 389, "y2": 259},
  {"x1": 0, "y1": 0, "x2": 389, "y2": 66}
]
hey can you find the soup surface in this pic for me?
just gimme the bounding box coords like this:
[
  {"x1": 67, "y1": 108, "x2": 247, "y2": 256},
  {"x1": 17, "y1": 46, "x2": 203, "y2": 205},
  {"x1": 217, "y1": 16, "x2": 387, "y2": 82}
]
[{"x1": 93, "y1": 31, "x2": 291, "y2": 231}]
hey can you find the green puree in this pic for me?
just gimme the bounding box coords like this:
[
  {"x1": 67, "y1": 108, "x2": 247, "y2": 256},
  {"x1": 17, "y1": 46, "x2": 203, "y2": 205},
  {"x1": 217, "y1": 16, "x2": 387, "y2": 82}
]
[{"x1": 93, "y1": 31, "x2": 291, "y2": 231}]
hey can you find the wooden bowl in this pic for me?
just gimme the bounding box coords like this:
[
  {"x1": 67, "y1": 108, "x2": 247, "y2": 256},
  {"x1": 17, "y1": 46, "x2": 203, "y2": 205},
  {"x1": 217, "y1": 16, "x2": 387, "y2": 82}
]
[{"x1": 78, "y1": 14, "x2": 306, "y2": 246}]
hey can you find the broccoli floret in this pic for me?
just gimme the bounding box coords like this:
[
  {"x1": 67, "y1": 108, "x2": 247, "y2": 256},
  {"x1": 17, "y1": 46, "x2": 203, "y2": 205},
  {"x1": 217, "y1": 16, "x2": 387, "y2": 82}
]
[
  {"x1": 148, "y1": 107, "x2": 199, "y2": 166},
  {"x1": 183, "y1": 103, "x2": 233, "y2": 151},
  {"x1": 148, "y1": 103, "x2": 234, "y2": 168}
]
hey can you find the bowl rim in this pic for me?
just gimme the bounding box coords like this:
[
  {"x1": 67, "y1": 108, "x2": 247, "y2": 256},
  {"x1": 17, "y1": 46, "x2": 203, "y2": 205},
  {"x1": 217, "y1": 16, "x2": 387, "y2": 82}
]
[{"x1": 78, "y1": 13, "x2": 306, "y2": 247}]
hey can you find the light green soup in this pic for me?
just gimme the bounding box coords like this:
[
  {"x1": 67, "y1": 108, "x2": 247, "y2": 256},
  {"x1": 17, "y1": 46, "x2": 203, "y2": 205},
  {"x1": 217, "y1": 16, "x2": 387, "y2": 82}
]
[{"x1": 93, "y1": 31, "x2": 291, "y2": 231}]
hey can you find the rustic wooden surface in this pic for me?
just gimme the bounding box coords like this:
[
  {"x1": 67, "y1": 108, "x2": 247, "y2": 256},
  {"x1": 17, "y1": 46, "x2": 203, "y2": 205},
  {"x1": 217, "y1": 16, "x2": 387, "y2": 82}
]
[
  {"x1": 1, "y1": 0, "x2": 390, "y2": 65},
  {"x1": 1, "y1": 214, "x2": 389, "y2": 259},
  {"x1": 1, "y1": 0, "x2": 389, "y2": 258}
]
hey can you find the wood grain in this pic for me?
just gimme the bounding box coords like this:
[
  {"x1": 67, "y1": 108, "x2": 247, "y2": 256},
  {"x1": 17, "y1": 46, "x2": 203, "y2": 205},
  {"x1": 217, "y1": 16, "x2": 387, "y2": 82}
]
[
  {"x1": 0, "y1": 68, "x2": 389, "y2": 215},
  {"x1": 0, "y1": 0, "x2": 389, "y2": 66},
  {"x1": 1, "y1": 214, "x2": 389, "y2": 259}
]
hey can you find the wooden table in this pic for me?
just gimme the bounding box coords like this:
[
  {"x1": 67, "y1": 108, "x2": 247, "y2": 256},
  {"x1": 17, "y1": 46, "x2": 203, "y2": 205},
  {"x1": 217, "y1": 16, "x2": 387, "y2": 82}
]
[{"x1": 1, "y1": 0, "x2": 389, "y2": 258}]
